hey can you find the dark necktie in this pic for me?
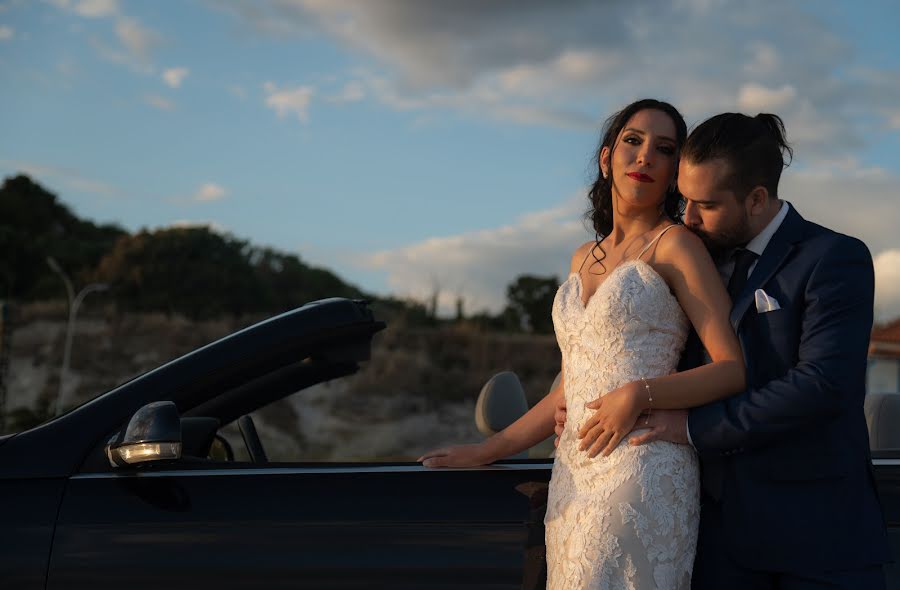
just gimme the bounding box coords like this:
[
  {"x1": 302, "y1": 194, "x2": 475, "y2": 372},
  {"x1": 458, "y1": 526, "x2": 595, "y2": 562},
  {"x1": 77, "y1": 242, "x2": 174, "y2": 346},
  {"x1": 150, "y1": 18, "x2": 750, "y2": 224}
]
[{"x1": 727, "y1": 248, "x2": 758, "y2": 300}]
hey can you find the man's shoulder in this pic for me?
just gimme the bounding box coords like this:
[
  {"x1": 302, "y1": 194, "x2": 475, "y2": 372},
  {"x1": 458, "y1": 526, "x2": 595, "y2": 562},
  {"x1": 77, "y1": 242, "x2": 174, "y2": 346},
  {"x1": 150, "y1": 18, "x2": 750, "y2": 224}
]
[{"x1": 790, "y1": 209, "x2": 871, "y2": 259}]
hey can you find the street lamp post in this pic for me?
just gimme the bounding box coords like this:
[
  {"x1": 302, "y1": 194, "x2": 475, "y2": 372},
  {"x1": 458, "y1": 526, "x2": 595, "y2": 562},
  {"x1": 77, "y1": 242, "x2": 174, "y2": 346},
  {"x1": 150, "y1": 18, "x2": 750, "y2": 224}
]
[{"x1": 46, "y1": 257, "x2": 108, "y2": 416}]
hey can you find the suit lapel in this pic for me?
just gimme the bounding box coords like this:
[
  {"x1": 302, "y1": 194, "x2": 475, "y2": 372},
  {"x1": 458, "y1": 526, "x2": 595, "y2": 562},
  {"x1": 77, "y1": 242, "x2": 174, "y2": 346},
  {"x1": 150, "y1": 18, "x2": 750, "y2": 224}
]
[{"x1": 730, "y1": 205, "x2": 806, "y2": 330}]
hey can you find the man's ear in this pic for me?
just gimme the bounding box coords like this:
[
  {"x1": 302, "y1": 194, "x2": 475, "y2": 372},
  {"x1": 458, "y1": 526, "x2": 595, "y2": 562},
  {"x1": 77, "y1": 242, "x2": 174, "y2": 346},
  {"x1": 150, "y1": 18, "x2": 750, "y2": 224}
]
[
  {"x1": 599, "y1": 146, "x2": 610, "y2": 179},
  {"x1": 746, "y1": 186, "x2": 769, "y2": 215}
]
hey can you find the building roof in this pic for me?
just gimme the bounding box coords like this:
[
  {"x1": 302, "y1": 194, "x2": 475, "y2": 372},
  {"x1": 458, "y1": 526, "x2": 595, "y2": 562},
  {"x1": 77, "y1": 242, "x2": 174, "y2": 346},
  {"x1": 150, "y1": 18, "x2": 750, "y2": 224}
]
[{"x1": 870, "y1": 318, "x2": 900, "y2": 359}]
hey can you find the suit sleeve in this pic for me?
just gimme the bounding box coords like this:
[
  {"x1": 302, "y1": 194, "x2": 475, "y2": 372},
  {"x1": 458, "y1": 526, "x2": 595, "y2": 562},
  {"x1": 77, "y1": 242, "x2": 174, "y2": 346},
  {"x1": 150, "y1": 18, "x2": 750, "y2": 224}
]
[{"x1": 687, "y1": 236, "x2": 874, "y2": 454}]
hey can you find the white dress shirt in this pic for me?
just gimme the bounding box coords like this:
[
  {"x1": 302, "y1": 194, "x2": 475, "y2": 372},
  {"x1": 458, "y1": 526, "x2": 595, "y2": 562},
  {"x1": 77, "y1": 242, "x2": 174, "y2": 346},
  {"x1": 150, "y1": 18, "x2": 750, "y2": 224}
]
[
  {"x1": 686, "y1": 200, "x2": 790, "y2": 446},
  {"x1": 717, "y1": 200, "x2": 790, "y2": 284}
]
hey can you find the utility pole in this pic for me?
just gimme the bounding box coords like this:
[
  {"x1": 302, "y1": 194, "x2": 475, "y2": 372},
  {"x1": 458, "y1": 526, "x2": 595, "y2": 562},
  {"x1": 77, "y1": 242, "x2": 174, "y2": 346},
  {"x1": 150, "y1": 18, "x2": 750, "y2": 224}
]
[{"x1": 46, "y1": 258, "x2": 108, "y2": 415}]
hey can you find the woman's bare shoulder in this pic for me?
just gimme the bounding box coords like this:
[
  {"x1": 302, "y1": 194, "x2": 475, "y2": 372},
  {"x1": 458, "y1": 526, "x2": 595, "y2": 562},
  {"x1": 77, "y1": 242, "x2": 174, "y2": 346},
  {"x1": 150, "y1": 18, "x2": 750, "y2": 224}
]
[
  {"x1": 570, "y1": 240, "x2": 598, "y2": 274},
  {"x1": 654, "y1": 225, "x2": 710, "y2": 264}
]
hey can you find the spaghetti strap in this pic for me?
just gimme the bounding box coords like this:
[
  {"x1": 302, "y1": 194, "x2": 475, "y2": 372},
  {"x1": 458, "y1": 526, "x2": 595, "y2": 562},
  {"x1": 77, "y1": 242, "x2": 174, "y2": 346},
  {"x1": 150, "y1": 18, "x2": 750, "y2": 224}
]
[
  {"x1": 577, "y1": 241, "x2": 602, "y2": 274},
  {"x1": 637, "y1": 224, "x2": 679, "y2": 260}
]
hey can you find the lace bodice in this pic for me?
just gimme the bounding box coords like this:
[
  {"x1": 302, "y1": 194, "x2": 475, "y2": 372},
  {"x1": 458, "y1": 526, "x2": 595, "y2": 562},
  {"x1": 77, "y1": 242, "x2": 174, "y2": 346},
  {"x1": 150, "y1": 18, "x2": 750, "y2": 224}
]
[
  {"x1": 544, "y1": 256, "x2": 699, "y2": 589},
  {"x1": 553, "y1": 259, "x2": 689, "y2": 451}
]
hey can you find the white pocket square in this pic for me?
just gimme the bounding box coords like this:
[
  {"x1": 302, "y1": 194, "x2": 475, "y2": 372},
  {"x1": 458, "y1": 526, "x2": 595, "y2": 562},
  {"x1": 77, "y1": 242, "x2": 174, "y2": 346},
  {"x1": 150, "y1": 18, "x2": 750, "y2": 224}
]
[{"x1": 754, "y1": 289, "x2": 781, "y2": 313}]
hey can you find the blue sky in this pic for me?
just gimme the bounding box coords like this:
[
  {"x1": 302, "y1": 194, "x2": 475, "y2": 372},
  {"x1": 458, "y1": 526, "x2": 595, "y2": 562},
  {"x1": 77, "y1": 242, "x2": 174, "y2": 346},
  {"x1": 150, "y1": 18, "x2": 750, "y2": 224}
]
[{"x1": 1, "y1": 0, "x2": 899, "y2": 320}]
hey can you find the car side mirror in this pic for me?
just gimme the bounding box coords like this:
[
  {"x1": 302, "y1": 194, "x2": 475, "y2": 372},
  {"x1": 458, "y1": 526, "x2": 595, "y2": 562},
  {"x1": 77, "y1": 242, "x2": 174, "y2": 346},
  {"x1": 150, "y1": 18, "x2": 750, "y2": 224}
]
[{"x1": 106, "y1": 401, "x2": 182, "y2": 467}]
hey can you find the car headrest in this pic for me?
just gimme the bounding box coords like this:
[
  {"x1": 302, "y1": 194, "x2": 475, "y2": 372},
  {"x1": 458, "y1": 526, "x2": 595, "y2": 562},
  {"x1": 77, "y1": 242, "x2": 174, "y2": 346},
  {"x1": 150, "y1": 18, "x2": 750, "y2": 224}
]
[
  {"x1": 180, "y1": 416, "x2": 221, "y2": 458},
  {"x1": 475, "y1": 371, "x2": 529, "y2": 436},
  {"x1": 864, "y1": 393, "x2": 900, "y2": 451}
]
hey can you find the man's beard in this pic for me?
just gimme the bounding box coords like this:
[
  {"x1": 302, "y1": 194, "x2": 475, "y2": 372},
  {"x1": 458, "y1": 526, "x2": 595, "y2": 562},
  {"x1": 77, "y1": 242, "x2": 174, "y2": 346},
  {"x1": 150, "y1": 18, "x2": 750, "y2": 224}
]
[{"x1": 687, "y1": 215, "x2": 753, "y2": 258}]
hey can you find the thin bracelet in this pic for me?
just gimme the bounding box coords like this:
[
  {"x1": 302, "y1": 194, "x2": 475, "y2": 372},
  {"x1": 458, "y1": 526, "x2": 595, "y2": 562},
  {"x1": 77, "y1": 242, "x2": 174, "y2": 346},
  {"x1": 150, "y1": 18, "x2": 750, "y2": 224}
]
[{"x1": 640, "y1": 377, "x2": 653, "y2": 425}]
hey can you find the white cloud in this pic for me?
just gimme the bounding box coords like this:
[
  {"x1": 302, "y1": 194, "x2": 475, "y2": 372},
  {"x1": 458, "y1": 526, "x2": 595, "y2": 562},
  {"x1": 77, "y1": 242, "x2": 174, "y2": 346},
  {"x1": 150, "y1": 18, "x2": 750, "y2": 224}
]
[
  {"x1": 56, "y1": 58, "x2": 79, "y2": 78},
  {"x1": 88, "y1": 36, "x2": 153, "y2": 74},
  {"x1": 361, "y1": 71, "x2": 595, "y2": 130},
  {"x1": 48, "y1": 0, "x2": 119, "y2": 17},
  {"x1": 887, "y1": 110, "x2": 900, "y2": 130},
  {"x1": 497, "y1": 50, "x2": 621, "y2": 99},
  {"x1": 782, "y1": 161, "x2": 900, "y2": 258},
  {"x1": 143, "y1": 94, "x2": 175, "y2": 111},
  {"x1": 0, "y1": 24, "x2": 13, "y2": 40},
  {"x1": 217, "y1": 0, "x2": 897, "y2": 156},
  {"x1": 73, "y1": 0, "x2": 118, "y2": 18},
  {"x1": 48, "y1": 0, "x2": 160, "y2": 72},
  {"x1": 229, "y1": 85, "x2": 248, "y2": 100},
  {"x1": 162, "y1": 67, "x2": 189, "y2": 88},
  {"x1": 743, "y1": 42, "x2": 779, "y2": 77},
  {"x1": 363, "y1": 196, "x2": 589, "y2": 313},
  {"x1": 193, "y1": 183, "x2": 227, "y2": 202},
  {"x1": 874, "y1": 250, "x2": 900, "y2": 324},
  {"x1": 737, "y1": 83, "x2": 797, "y2": 112},
  {"x1": 264, "y1": 82, "x2": 314, "y2": 123},
  {"x1": 328, "y1": 80, "x2": 365, "y2": 103},
  {"x1": 115, "y1": 16, "x2": 158, "y2": 62}
]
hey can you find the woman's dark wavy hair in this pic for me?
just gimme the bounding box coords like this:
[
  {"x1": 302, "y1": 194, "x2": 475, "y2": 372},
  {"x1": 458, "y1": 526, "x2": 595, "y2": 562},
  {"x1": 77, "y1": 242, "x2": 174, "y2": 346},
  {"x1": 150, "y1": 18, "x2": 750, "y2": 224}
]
[{"x1": 586, "y1": 99, "x2": 688, "y2": 238}]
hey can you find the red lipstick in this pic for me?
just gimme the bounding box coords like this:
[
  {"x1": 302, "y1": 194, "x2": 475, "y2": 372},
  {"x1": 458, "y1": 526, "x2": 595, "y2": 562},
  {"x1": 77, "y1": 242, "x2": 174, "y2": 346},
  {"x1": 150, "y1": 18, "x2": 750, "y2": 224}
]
[{"x1": 627, "y1": 172, "x2": 654, "y2": 183}]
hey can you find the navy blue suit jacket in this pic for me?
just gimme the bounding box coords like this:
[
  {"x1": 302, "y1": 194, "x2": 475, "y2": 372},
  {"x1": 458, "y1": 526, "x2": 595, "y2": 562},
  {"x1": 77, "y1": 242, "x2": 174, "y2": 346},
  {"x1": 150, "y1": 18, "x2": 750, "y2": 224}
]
[{"x1": 686, "y1": 205, "x2": 890, "y2": 573}]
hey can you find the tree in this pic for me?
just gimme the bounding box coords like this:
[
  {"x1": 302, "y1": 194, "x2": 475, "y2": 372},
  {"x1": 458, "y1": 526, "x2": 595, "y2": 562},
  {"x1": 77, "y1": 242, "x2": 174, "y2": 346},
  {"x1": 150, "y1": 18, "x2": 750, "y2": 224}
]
[
  {"x1": 504, "y1": 274, "x2": 559, "y2": 333},
  {"x1": 0, "y1": 175, "x2": 125, "y2": 300},
  {"x1": 95, "y1": 227, "x2": 262, "y2": 318}
]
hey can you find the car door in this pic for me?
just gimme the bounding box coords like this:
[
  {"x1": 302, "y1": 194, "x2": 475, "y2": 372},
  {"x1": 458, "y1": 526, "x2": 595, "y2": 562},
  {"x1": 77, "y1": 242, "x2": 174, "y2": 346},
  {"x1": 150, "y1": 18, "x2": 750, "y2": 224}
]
[
  {"x1": 46, "y1": 461, "x2": 551, "y2": 589},
  {"x1": 873, "y1": 455, "x2": 900, "y2": 587}
]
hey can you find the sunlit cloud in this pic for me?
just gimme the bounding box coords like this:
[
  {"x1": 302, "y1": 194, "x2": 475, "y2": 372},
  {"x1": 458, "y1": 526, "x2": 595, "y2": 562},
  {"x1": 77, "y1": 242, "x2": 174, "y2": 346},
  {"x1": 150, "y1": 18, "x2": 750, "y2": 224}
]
[
  {"x1": 143, "y1": 94, "x2": 175, "y2": 111},
  {"x1": 737, "y1": 83, "x2": 797, "y2": 112},
  {"x1": 192, "y1": 183, "x2": 227, "y2": 202},
  {"x1": 229, "y1": 85, "x2": 248, "y2": 100},
  {"x1": 219, "y1": 0, "x2": 900, "y2": 157},
  {"x1": 48, "y1": 0, "x2": 159, "y2": 72},
  {"x1": 743, "y1": 42, "x2": 779, "y2": 77},
  {"x1": 327, "y1": 80, "x2": 365, "y2": 103},
  {"x1": 115, "y1": 16, "x2": 158, "y2": 62},
  {"x1": 263, "y1": 81, "x2": 314, "y2": 123},
  {"x1": 782, "y1": 160, "x2": 899, "y2": 257},
  {"x1": 72, "y1": 0, "x2": 118, "y2": 18},
  {"x1": 363, "y1": 195, "x2": 588, "y2": 313},
  {"x1": 56, "y1": 58, "x2": 79, "y2": 78},
  {"x1": 47, "y1": 0, "x2": 119, "y2": 18},
  {"x1": 162, "y1": 66, "x2": 189, "y2": 88},
  {"x1": 887, "y1": 111, "x2": 900, "y2": 130},
  {"x1": 0, "y1": 24, "x2": 13, "y2": 40}
]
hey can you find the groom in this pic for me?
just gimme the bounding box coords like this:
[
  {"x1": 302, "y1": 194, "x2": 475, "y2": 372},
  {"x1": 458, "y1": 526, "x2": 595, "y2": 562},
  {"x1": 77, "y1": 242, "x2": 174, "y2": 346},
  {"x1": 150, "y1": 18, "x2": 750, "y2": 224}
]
[{"x1": 556, "y1": 112, "x2": 889, "y2": 588}]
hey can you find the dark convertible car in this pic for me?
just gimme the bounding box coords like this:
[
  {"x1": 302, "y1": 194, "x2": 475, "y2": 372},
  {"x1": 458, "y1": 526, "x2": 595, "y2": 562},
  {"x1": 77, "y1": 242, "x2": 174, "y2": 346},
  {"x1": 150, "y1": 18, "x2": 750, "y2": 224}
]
[{"x1": 1, "y1": 298, "x2": 898, "y2": 588}]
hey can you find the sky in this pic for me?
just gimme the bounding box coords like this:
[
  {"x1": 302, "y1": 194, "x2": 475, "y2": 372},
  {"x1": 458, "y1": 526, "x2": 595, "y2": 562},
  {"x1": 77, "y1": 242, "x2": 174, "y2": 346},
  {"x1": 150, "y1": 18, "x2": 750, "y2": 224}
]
[{"x1": 1, "y1": 0, "x2": 899, "y2": 321}]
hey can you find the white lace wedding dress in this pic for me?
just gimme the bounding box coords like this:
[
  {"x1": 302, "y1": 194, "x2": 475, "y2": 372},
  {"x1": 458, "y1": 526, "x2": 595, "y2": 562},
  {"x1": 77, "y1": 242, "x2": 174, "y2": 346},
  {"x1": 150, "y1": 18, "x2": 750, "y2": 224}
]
[{"x1": 545, "y1": 237, "x2": 700, "y2": 589}]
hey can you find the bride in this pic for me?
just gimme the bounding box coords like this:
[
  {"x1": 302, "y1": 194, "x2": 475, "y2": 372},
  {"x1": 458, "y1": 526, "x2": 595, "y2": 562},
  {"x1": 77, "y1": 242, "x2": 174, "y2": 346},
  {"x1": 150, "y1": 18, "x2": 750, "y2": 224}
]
[{"x1": 419, "y1": 99, "x2": 745, "y2": 589}]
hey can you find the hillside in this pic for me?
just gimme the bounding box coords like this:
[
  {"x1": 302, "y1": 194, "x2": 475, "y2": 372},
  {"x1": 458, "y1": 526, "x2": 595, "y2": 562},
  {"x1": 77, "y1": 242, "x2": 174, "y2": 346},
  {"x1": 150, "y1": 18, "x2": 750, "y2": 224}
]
[
  {"x1": 2, "y1": 303, "x2": 560, "y2": 459},
  {"x1": 0, "y1": 175, "x2": 370, "y2": 317}
]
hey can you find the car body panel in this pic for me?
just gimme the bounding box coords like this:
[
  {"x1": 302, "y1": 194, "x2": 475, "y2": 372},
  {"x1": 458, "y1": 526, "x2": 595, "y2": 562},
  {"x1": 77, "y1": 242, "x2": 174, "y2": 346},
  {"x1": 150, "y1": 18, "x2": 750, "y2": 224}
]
[
  {"x1": 873, "y1": 457, "x2": 900, "y2": 585},
  {"x1": 47, "y1": 464, "x2": 550, "y2": 589},
  {"x1": 0, "y1": 478, "x2": 67, "y2": 590}
]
